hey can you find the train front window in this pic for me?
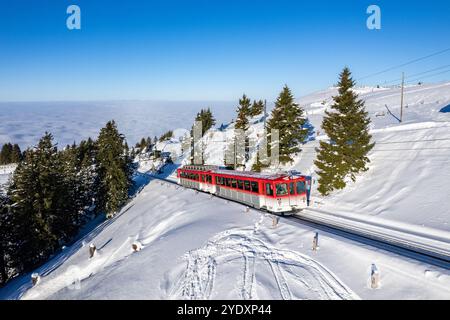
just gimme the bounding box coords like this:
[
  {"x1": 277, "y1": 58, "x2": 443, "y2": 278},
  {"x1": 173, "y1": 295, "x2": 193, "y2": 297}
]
[
  {"x1": 276, "y1": 183, "x2": 288, "y2": 196},
  {"x1": 266, "y1": 183, "x2": 274, "y2": 196},
  {"x1": 296, "y1": 181, "x2": 306, "y2": 194}
]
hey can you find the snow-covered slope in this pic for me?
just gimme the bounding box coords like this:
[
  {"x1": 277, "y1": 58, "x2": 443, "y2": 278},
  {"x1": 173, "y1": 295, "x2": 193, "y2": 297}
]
[
  {"x1": 0, "y1": 164, "x2": 16, "y2": 195},
  {"x1": 140, "y1": 82, "x2": 450, "y2": 232},
  {"x1": 1, "y1": 82, "x2": 450, "y2": 300},
  {"x1": 1, "y1": 174, "x2": 449, "y2": 300},
  {"x1": 295, "y1": 82, "x2": 450, "y2": 232}
]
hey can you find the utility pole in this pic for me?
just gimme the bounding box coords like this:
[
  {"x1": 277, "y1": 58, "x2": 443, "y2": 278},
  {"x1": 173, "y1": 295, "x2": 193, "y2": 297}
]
[{"x1": 400, "y1": 72, "x2": 405, "y2": 123}]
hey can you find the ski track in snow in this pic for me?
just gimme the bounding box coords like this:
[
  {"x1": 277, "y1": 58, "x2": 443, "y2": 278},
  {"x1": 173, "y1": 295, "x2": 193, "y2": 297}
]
[{"x1": 167, "y1": 227, "x2": 359, "y2": 300}]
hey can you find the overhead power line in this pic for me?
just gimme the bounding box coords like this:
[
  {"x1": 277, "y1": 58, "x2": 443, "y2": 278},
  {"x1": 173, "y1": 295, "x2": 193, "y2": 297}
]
[
  {"x1": 357, "y1": 47, "x2": 450, "y2": 81},
  {"x1": 405, "y1": 69, "x2": 450, "y2": 84},
  {"x1": 384, "y1": 64, "x2": 450, "y2": 84}
]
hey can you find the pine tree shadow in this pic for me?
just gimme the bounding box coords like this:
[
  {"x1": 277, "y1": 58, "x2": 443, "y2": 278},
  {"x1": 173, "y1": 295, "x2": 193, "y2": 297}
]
[{"x1": 303, "y1": 119, "x2": 316, "y2": 142}]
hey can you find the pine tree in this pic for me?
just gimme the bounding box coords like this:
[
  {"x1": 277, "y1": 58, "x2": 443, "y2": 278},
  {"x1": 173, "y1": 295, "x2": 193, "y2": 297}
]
[
  {"x1": 314, "y1": 67, "x2": 375, "y2": 195},
  {"x1": 96, "y1": 121, "x2": 133, "y2": 217},
  {"x1": 0, "y1": 143, "x2": 12, "y2": 165},
  {"x1": 31, "y1": 133, "x2": 79, "y2": 243},
  {"x1": 194, "y1": 108, "x2": 216, "y2": 136},
  {"x1": 77, "y1": 138, "x2": 100, "y2": 215},
  {"x1": 146, "y1": 136, "x2": 152, "y2": 148},
  {"x1": 11, "y1": 144, "x2": 22, "y2": 163},
  {"x1": 251, "y1": 152, "x2": 263, "y2": 172},
  {"x1": 267, "y1": 86, "x2": 307, "y2": 164},
  {"x1": 8, "y1": 147, "x2": 57, "y2": 271},
  {"x1": 235, "y1": 94, "x2": 251, "y2": 131},
  {"x1": 159, "y1": 130, "x2": 173, "y2": 142},
  {"x1": 250, "y1": 100, "x2": 264, "y2": 117},
  {"x1": 0, "y1": 194, "x2": 12, "y2": 285},
  {"x1": 58, "y1": 145, "x2": 83, "y2": 238}
]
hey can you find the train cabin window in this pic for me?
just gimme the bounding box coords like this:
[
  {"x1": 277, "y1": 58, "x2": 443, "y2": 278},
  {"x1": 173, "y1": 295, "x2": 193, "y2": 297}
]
[
  {"x1": 289, "y1": 182, "x2": 295, "y2": 195},
  {"x1": 225, "y1": 178, "x2": 231, "y2": 187},
  {"x1": 237, "y1": 180, "x2": 244, "y2": 190},
  {"x1": 207, "y1": 175, "x2": 212, "y2": 184},
  {"x1": 251, "y1": 181, "x2": 259, "y2": 193},
  {"x1": 201, "y1": 175, "x2": 205, "y2": 182},
  {"x1": 244, "y1": 180, "x2": 251, "y2": 191},
  {"x1": 276, "y1": 183, "x2": 288, "y2": 196},
  {"x1": 231, "y1": 179, "x2": 237, "y2": 188},
  {"x1": 266, "y1": 183, "x2": 274, "y2": 196},
  {"x1": 296, "y1": 181, "x2": 305, "y2": 194}
]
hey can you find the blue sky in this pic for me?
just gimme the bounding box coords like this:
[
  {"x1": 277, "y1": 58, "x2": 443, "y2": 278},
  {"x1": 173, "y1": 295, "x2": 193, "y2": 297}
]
[{"x1": 0, "y1": 0, "x2": 449, "y2": 101}]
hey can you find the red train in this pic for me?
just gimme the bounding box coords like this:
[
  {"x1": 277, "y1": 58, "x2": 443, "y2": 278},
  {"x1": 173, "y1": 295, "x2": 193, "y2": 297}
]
[{"x1": 177, "y1": 165, "x2": 311, "y2": 214}]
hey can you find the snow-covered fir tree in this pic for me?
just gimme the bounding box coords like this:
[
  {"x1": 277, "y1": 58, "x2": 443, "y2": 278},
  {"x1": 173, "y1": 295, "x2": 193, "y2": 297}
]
[
  {"x1": 250, "y1": 99, "x2": 264, "y2": 117},
  {"x1": 96, "y1": 121, "x2": 133, "y2": 217},
  {"x1": 267, "y1": 86, "x2": 307, "y2": 164},
  {"x1": 314, "y1": 67, "x2": 375, "y2": 196},
  {"x1": 0, "y1": 194, "x2": 13, "y2": 285},
  {"x1": 235, "y1": 94, "x2": 251, "y2": 131}
]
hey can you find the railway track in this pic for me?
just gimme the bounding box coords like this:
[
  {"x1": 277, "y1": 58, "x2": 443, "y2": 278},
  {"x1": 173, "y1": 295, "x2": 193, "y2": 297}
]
[
  {"x1": 291, "y1": 211, "x2": 450, "y2": 270},
  {"x1": 148, "y1": 173, "x2": 450, "y2": 270}
]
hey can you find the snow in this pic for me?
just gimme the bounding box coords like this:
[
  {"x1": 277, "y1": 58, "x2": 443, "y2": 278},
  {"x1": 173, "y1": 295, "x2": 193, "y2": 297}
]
[
  {"x1": 292, "y1": 83, "x2": 450, "y2": 232},
  {"x1": 0, "y1": 164, "x2": 16, "y2": 195},
  {"x1": 1, "y1": 175, "x2": 449, "y2": 300},
  {"x1": 1, "y1": 82, "x2": 450, "y2": 300},
  {"x1": 139, "y1": 82, "x2": 450, "y2": 232}
]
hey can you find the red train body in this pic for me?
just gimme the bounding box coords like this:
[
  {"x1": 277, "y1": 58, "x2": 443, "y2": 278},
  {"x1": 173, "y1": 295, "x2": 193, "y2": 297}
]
[{"x1": 177, "y1": 165, "x2": 311, "y2": 214}]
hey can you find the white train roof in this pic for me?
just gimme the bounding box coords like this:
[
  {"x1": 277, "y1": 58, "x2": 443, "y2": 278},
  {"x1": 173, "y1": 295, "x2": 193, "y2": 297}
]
[{"x1": 180, "y1": 165, "x2": 307, "y2": 181}]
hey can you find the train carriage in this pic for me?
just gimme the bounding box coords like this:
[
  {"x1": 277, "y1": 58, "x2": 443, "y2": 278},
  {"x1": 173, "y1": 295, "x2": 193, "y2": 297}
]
[{"x1": 177, "y1": 165, "x2": 311, "y2": 215}]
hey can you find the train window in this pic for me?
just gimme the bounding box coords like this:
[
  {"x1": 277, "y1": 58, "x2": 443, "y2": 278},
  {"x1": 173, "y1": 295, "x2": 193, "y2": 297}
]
[
  {"x1": 225, "y1": 178, "x2": 231, "y2": 187},
  {"x1": 207, "y1": 175, "x2": 212, "y2": 184},
  {"x1": 201, "y1": 175, "x2": 205, "y2": 182},
  {"x1": 276, "y1": 183, "x2": 288, "y2": 196},
  {"x1": 296, "y1": 181, "x2": 305, "y2": 194},
  {"x1": 232, "y1": 179, "x2": 237, "y2": 188},
  {"x1": 244, "y1": 180, "x2": 251, "y2": 191},
  {"x1": 251, "y1": 181, "x2": 259, "y2": 193},
  {"x1": 237, "y1": 180, "x2": 244, "y2": 190},
  {"x1": 290, "y1": 182, "x2": 295, "y2": 195},
  {"x1": 266, "y1": 183, "x2": 274, "y2": 196}
]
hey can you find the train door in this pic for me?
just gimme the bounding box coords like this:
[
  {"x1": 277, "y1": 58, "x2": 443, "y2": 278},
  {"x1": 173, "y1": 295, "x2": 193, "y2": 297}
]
[
  {"x1": 288, "y1": 181, "x2": 297, "y2": 207},
  {"x1": 261, "y1": 182, "x2": 274, "y2": 210}
]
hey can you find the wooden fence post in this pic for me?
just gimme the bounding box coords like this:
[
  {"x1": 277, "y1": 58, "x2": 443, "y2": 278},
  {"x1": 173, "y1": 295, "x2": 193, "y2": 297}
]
[
  {"x1": 371, "y1": 264, "x2": 380, "y2": 289},
  {"x1": 31, "y1": 273, "x2": 40, "y2": 286},
  {"x1": 312, "y1": 232, "x2": 319, "y2": 251},
  {"x1": 89, "y1": 243, "x2": 96, "y2": 258}
]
